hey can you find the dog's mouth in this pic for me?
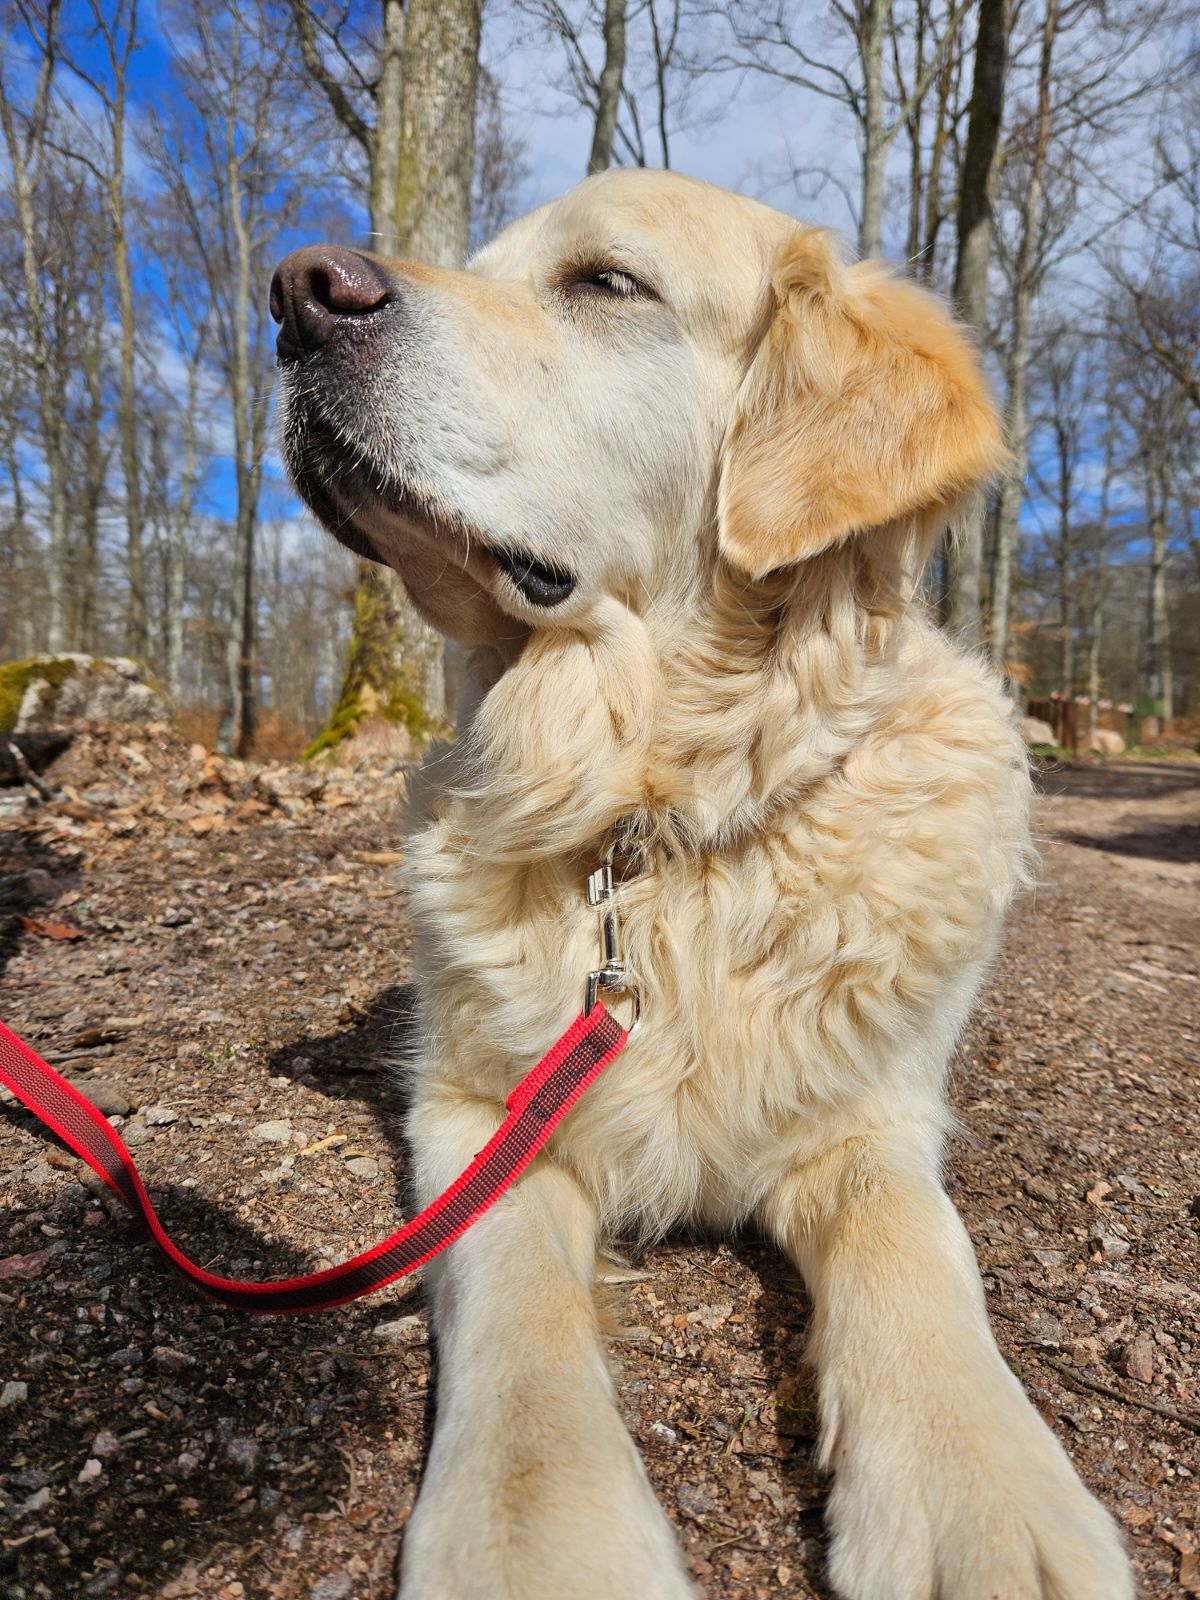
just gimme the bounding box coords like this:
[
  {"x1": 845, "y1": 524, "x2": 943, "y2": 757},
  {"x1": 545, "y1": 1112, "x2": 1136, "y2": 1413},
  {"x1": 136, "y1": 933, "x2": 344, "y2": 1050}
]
[{"x1": 491, "y1": 546, "x2": 577, "y2": 608}]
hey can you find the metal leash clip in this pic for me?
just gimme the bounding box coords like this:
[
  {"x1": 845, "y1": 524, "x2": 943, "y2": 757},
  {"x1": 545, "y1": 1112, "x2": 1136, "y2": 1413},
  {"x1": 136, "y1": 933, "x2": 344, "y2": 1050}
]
[{"x1": 584, "y1": 852, "x2": 642, "y2": 1033}]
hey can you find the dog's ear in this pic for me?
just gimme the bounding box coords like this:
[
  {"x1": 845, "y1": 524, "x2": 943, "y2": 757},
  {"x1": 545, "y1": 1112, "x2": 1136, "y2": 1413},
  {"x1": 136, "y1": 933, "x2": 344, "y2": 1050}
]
[{"x1": 717, "y1": 231, "x2": 1005, "y2": 579}]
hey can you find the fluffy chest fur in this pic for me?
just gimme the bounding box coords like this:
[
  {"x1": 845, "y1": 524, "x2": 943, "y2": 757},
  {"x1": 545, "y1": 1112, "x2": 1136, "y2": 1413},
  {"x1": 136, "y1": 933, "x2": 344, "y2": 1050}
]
[{"x1": 403, "y1": 577, "x2": 1032, "y2": 1240}]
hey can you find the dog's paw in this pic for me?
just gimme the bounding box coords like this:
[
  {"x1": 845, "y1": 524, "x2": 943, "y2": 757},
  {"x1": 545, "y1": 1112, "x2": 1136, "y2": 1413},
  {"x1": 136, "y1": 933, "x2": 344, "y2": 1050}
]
[
  {"x1": 396, "y1": 1431, "x2": 696, "y2": 1600},
  {"x1": 823, "y1": 1376, "x2": 1133, "y2": 1600}
]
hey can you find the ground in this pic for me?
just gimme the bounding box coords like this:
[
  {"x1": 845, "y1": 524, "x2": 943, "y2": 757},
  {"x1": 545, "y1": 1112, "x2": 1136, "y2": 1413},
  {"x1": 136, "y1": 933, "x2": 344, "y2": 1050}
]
[{"x1": 1, "y1": 732, "x2": 1197, "y2": 1600}]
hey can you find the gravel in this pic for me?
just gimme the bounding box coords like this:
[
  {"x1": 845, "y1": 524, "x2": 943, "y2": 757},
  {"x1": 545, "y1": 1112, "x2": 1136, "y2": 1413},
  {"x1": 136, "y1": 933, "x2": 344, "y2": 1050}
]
[{"x1": 1, "y1": 743, "x2": 1196, "y2": 1598}]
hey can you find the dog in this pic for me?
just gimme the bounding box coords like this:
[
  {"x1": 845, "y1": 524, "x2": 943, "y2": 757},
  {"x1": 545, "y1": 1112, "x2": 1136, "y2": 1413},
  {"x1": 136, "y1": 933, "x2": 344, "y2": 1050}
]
[{"x1": 271, "y1": 169, "x2": 1132, "y2": 1600}]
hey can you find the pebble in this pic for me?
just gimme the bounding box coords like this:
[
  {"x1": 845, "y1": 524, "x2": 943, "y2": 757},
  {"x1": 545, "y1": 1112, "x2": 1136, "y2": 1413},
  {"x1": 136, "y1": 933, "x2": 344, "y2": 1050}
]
[
  {"x1": 142, "y1": 1105, "x2": 178, "y2": 1126},
  {"x1": 72, "y1": 1078, "x2": 133, "y2": 1118},
  {"x1": 0, "y1": 1379, "x2": 29, "y2": 1408},
  {"x1": 91, "y1": 1429, "x2": 121, "y2": 1458},
  {"x1": 252, "y1": 1119, "x2": 293, "y2": 1144},
  {"x1": 1023, "y1": 1175, "x2": 1057, "y2": 1203},
  {"x1": 1091, "y1": 1231, "x2": 1131, "y2": 1259},
  {"x1": 1027, "y1": 1314, "x2": 1067, "y2": 1348},
  {"x1": 107, "y1": 1345, "x2": 144, "y2": 1368},
  {"x1": 20, "y1": 1486, "x2": 52, "y2": 1514},
  {"x1": 1123, "y1": 1334, "x2": 1156, "y2": 1384},
  {"x1": 311, "y1": 1575, "x2": 353, "y2": 1600},
  {"x1": 77, "y1": 1457, "x2": 103, "y2": 1484},
  {"x1": 649, "y1": 1420, "x2": 678, "y2": 1442},
  {"x1": 226, "y1": 1437, "x2": 261, "y2": 1475},
  {"x1": 344, "y1": 1155, "x2": 379, "y2": 1180},
  {"x1": 374, "y1": 1314, "x2": 425, "y2": 1343}
]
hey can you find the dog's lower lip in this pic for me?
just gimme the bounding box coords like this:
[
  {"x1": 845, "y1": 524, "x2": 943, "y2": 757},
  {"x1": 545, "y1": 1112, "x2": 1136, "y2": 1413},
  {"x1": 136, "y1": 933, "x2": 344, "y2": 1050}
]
[{"x1": 492, "y1": 546, "x2": 577, "y2": 607}]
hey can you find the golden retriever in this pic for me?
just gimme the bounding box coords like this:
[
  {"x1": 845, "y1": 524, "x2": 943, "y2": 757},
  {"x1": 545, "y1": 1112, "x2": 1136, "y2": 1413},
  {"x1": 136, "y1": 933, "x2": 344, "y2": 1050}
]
[{"x1": 271, "y1": 169, "x2": 1132, "y2": 1600}]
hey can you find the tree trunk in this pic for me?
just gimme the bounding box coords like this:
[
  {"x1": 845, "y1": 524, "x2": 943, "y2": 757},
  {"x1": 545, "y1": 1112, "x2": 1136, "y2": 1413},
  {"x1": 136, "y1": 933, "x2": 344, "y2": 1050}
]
[
  {"x1": 1144, "y1": 459, "x2": 1173, "y2": 725},
  {"x1": 167, "y1": 331, "x2": 205, "y2": 700},
  {"x1": 217, "y1": 122, "x2": 259, "y2": 757},
  {"x1": 0, "y1": 5, "x2": 70, "y2": 652},
  {"x1": 112, "y1": 94, "x2": 145, "y2": 661},
  {"x1": 989, "y1": 0, "x2": 1056, "y2": 676},
  {"x1": 588, "y1": 0, "x2": 626, "y2": 174},
  {"x1": 371, "y1": 0, "x2": 406, "y2": 245},
  {"x1": 858, "y1": 0, "x2": 892, "y2": 258},
  {"x1": 945, "y1": 0, "x2": 1009, "y2": 646}
]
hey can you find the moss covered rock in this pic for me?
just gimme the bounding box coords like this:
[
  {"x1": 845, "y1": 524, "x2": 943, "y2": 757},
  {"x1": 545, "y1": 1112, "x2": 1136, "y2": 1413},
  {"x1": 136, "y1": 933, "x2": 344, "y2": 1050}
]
[{"x1": 0, "y1": 655, "x2": 169, "y2": 734}]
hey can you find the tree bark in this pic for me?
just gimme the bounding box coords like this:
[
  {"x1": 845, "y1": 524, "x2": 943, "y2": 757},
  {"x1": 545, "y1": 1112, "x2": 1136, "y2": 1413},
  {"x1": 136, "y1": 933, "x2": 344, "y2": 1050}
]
[
  {"x1": 989, "y1": 0, "x2": 1057, "y2": 676},
  {"x1": 858, "y1": 0, "x2": 892, "y2": 259},
  {"x1": 1143, "y1": 453, "x2": 1173, "y2": 725},
  {"x1": 0, "y1": 0, "x2": 70, "y2": 652},
  {"x1": 371, "y1": 0, "x2": 406, "y2": 245},
  {"x1": 945, "y1": 0, "x2": 1009, "y2": 647},
  {"x1": 588, "y1": 0, "x2": 626, "y2": 173}
]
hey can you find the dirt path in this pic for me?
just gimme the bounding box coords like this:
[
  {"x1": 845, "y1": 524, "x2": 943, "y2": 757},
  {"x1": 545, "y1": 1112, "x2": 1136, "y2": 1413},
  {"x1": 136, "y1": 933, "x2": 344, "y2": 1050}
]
[{"x1": 2, "y1": 745, "x2": 1197, "y2": 1600}]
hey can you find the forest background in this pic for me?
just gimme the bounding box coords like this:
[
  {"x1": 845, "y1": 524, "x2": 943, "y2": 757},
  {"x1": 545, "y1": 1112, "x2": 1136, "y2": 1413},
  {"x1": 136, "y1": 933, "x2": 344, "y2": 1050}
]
[{"x1": 0, "y1": 0, "x2": 1196, "y2": 758}]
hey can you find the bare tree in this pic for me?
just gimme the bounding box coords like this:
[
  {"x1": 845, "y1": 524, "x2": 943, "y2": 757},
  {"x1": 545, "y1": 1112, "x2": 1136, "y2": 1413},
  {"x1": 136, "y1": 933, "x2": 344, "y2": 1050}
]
[
  {"x1": 152, "y1": 0, "x2": 302, "y2": 754},
  {"x1": 0, "y1": 0, "x2": 69, "y2": 651},
  {"x1": 588, "y1": 0, "x2": 627, "y2": 170},
  {"x1": 718, "y1": 0, "x2": 970, "y2": 257},
  {"x1": 942, "y1": 0, "x2": 1009, "y2": 646},
  {"x1": 60, "y1": 0, "x2": 146, "y2": 658}
]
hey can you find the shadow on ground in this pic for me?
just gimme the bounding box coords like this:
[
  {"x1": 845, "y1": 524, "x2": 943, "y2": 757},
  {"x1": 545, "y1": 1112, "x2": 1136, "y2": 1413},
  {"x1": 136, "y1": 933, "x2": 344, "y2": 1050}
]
[
  {"x1": 1035, "y1": 759, "x2": 1200, "y2": 804},
  {"x1": 0, "y1": 1173, "x2": 417, "y2": 1600}
]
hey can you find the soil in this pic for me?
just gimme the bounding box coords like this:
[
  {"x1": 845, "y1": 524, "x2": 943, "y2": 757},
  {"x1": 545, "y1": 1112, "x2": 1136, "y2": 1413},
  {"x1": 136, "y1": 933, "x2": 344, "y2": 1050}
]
[{"x1": 1, "y1": 732, "x2": 1197, "y2": 1600}]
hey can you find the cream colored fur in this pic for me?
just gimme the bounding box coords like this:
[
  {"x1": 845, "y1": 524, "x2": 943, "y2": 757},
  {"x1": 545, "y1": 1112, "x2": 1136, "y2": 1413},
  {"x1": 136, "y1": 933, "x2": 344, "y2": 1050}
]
[{"x1": 278, "y1": 169, "x2": 1132, "y2": 1600}]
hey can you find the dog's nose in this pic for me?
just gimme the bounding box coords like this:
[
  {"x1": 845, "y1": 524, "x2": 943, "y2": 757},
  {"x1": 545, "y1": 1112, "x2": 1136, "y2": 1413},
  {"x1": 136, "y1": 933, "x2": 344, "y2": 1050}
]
[{"x1": 269, "y1": 245, "x2": 393, "y2": 358}]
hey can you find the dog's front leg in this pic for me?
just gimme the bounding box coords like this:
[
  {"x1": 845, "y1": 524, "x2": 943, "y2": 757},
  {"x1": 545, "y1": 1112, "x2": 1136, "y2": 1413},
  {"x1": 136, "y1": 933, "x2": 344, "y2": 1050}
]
[
  {"x1": 762, "y1": 1130, "x2": 1132, "y2": 1600},
  {"x1": 398, "y1": 1085, "x2": 693, "y2": 1600}
]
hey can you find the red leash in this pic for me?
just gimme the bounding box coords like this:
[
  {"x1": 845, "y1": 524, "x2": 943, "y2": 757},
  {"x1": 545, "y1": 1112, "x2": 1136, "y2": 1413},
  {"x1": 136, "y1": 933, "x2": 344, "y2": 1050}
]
[{"x1": 0, "y1": 1005, "x2": 625, "y2": 1314}]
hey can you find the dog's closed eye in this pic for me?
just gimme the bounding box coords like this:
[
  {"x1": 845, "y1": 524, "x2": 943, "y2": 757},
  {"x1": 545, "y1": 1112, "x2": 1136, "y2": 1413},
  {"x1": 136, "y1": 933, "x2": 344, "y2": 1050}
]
[{"x1": 565, "y1": 265, "x2": 653, "y2": 302}]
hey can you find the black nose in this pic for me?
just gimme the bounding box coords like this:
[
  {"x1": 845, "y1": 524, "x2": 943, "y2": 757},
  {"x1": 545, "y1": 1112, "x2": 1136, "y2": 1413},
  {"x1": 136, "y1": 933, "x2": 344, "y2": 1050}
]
[{"x1": 269, "y1": 245, "x2": 393, "y2": 358}]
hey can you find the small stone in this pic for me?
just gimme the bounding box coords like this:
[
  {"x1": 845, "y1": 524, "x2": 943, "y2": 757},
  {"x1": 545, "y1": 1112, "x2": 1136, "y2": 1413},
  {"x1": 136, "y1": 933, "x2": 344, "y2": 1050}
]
[
  {"x1": 77, "y1": 1457, "x2": 103, "y2": 1484},
  {"x1": 0, "y1": 1379, "x2": 29, "y2": 1408},
  {"x1": 73, "y1": 1079, "x2": 133, "y2": 1118},
  {"x1": 20, "y1": 1485, "x2": 52, "y2": 1514},
  {"x1": 344, "y1": 1156, "x2": 378, "y2": 1180},
  {"x1": 1114, "y1": 1173, "x2": 1145, "y2": 1194},
  {"x1": 1031, "y1": 1248, "x2": 1066, "y2": 1268},
  {"x1": 1180, "y1": 1551, "x2": 1200, "y2": 1596},
  {"x1": 373, "y1": 1314, "x2": 425, "y2": 1343},
  {"x1": 1090, "y1": 1231, "x2": 1130, "y2": 1259},
  {"x1": 311, "y1": 1575, "x2": 353, "y2": 1600},
  {"x1": 649, "y1": 1419, "x2": 678, "y2": 1443},
  {"x1": 251, "y1": 1119, "x2": 293, "y2": 1145},
  {"x1": 107, "y1": 1345, "x2": 144, "y2": 1368},
  {"x1": 1027, "y1": 1314, "x2": 1067, "y2": 1349},
  {"x1": 1085, "y1": 1181, "x2": 1113, "y2": 1206},
  {"x1": 152, "y1": 1344, "x2": 195, "y2": 1372},
  {"x1": 1023, "y1": 1175, "x2": 1057, "y2": 1203},
  {"x1": 1122, "y1": 1334, "x2": 1155, "y2": 1384},
  {"x1": 226, "y1": 1437, "x2": 260, "y2": 1475},
  {"x1": 160, "y1": 906, "x2": 193, "y2": 926},
  {"x1": 91, "y1": 1428, "x2": 121, "y2": 1458},
  {"x1": 142, "y1": 1105, "x2": 178, "y2": 1127}
]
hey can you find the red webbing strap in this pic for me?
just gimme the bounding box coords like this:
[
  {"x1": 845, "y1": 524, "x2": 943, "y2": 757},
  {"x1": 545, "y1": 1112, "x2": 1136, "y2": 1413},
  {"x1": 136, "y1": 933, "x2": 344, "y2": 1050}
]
[{"x1": 0, "y1": 1005, "x2": 625, "y2": 1314}]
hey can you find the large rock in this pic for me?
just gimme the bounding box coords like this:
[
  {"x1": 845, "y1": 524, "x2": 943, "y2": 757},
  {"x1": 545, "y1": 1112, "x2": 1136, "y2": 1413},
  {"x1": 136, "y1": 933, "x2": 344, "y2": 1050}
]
[
  {"x1": 0, "y1": 656, "x2": 170, "y2": 734},
  {"x1": 1021, "y1": 716, "x2": 1058, "y2": 747}
]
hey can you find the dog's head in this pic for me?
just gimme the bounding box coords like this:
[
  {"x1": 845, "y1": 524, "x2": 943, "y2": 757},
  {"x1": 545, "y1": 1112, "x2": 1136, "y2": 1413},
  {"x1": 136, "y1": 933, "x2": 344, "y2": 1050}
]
[{"x1": 273, "y1": 170, "x2": 1002, "y2": 654}]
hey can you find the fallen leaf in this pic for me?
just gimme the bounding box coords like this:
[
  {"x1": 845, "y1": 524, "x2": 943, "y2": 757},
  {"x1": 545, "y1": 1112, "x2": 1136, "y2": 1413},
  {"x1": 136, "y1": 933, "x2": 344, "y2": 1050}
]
[
  {"x1": 17, "y1": 915, "x2": 86, "y2": 941},
  {"x1": 1181, "y1": 1552, "x2": 1200, "y2": 1596},
  {"x1": 186, "y1": 813, "x2": 225, "y2": 834},
  {"x1": 1086, "y1": 1181, "x2": 1112, "y2": 1206}
]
